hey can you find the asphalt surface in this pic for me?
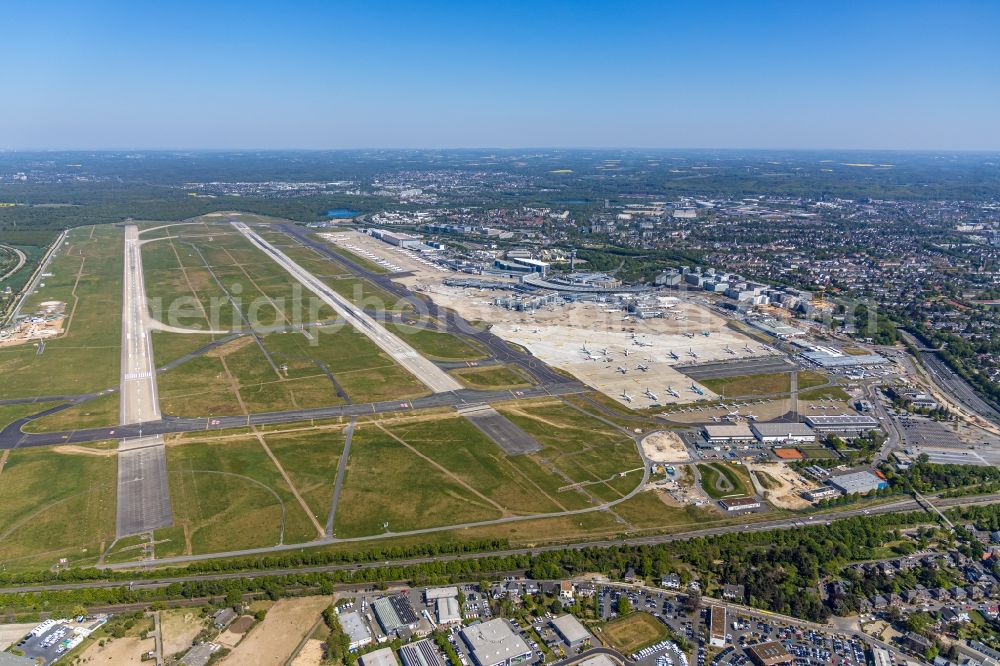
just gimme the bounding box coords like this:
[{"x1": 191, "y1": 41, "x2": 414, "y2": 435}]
[
  {"x1": 0, "y1": 382, "x2": 587, "y2": 449},
  {"x1": 233, "y1": 220, "x2": 462, "y2": 393},
  {"x1": 679, "y1": 356, "x2": 797, "y2": 381},
  {"x1": 457, "y1": 404, "x2": 542, "y2": 454},
  {"x1": 280, "y1": 224, "x2": 570, "y2": 386},
  {"x1": 116, "y1": 225, "x2": 172, "y2": 536}
]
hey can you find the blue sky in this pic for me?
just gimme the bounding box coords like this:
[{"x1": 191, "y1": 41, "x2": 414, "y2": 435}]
[{"x1": 2, "y1": 1, "x2": 998, "y2": 150}]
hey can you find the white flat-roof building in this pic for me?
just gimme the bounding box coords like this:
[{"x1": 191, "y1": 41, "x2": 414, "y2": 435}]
[
  {"x1": 805, "y1": 414, "x2": 879, "y2": 435},
  {"x1": 340, "y1": 610, "x2": 374, "y2": 650},
  {"x1": 751, "y1": 422, "x2": 816, "y2": 444},
  {"x1": 436, "y1": 597, "x2": 462, "y2": 625},
  {"x1": 425, "y1": 586, "x2": 459, "y2": 602},
  {"x1": 550, "y1": 614, "x2": 590, "y2": 647},
  {"x1": 361, "y1": 647, "x2": 399, "y2": 666},
  {"x1": 703, "y1": 424, "x2": 756, "y2": 443},
  {"x1": 401, "y1": 640, "x2": 445, "y2": 666},
  {"x1": 829, "y1": 471, "x2": 887, "y2": 495},
  {"x1": 461, "y1": 619, "x2": 532, "y2": 666}
]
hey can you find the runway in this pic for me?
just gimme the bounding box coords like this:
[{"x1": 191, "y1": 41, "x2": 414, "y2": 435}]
[
  {"x1": 232, "y1": 221, "x2": 462, "y2": 394},
  {"x1": 116, "y1": 225, "x2": 173, "y2": 537},
  {"x1": 457, "y1": 404, "x2": 541, "y2": 454}
]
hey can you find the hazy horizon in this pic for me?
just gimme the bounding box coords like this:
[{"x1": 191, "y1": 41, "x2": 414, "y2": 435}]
[{"x1": 3, "y1": 1, "x2": 999, "y2": 151}]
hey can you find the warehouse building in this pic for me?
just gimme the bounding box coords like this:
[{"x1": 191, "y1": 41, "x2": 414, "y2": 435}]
[
  {"x1": 751, "y1": 422, "x2": 816, "y2": 444},
  {"x1": 703, "y1": 424, "x2": 756, "y2": 444},
  {"x1": 801, "y1": 350, "x2": 887, "y2": 368},
  {"x1": 361, "y1": 647, "x2": 399, "y2": 666},
  {"x1": 340, "y1": 610, "x2": 373, "y2": 650},
  {"x1": 550, "y1": 614, "x2": 590, "y2": 647},
  {"x1": 372, "y1": 595, "x2": 420, "y2": 635},
  {"x1": 461, "y1": 619, "x2": 532, "y2": 666},
  {"x1": 747, "y1": 641, "x2": 792, "y2": 666},
  {"x1": 829, "y1": 471, "x2": 887, "y2": 495},
  {"x1": 436, "y1": 597, "x2": 462, "y2": 626},
  {"x1": 425, "y1": 587, "x2": 459, "y2": 603},
  {"x1": 719, "y1": 497, "x2": 762, "y2": 512},
  {"x1": 400, "y1": 640, "x2": 445, "y2": 666},
  {"x1": 804, "y1": 414, "x2": 879, "y2": 435},
  {"x1": 802, "y1": 486, "x2": 841, "y2": 502}
]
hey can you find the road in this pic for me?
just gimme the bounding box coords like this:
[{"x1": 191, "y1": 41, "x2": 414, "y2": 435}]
[
  {"x1": 232, "y1": 220, "x2": 462, "y2": 393},
  {"x1": 0, "y1": 492, "x2": 994, "y2": 591},
  {"x1": 115, "y1": 224, "x2": 173, "y2": 537},
  {"x1": 4, "y1": 229, "x2": 67, "y2": 324},
  {"x1": 900, "y1": 330, "x2": 1000, "y2": 427},
  {"x1": 0, "y1": 243, "x2": 26, "y2": 283}
]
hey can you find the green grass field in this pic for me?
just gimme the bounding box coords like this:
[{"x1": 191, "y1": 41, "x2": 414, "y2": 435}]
[
  {"x1": 698, "y1": 462, "x2": 753, "y2": 499},
  {"x1": 24, "y1": 392, "x2": 120, "y2": 432},
  {"x1": 0, "y1": 225, "x2": 122, "y2": 399},
  {"x1": 265, "y1": 428, "x2": 347, "y2": 524},
  {"x1": 332, "y1": 424, "x2": 502, "y2": 537},
  {"x1": 0, "y1": 446, "x2": 117, "y2": 572},
  {"x1": 701, "y1": 370, "x2": 829, "y2": 398},
  {"x1": 498, "y1": 401, "x2": 643, "y2": 506},
  {"x1": 164, "y1": 437, "x2": 319, "y2": 554},
  {"x1": 389, "y1": 416, "x2": 566, "y2": 515},
  {"x1": 0, "y1": 401, "x2": 61, "y2": 430},
  {"x1": 385, "y1": 323, "x2": 486, "y2": 361},
  {"x1": 599, "y1": 613, "x2": 669, "y2": 653},
  {"x1": 451, "y1": 365, "x2": 532, "y2": 389}
]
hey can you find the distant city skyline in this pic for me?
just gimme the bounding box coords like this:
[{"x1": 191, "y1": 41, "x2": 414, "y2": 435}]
[{"x1": 2, "y1": 0, "x2": 999, "y2": 151}]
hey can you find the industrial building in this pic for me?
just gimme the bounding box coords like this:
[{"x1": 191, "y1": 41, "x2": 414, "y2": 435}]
[
  {"x1": 804, "y1": 414, "x2": 880, "y2": 435},
  {"x1": 400, "y1": 640, "x2": 445, "y2": 666},
  {"x1": 493, "y1": 257, "x2": 549, "y2": 276},
  {"x1": 372, "y1": 595, "x2": 420, "y2": 635},
  {"x1": 747, "y1": 641, "x2": 792, "y2": 666},
  {"x1": 719, "y1": 497, "x2": 762, "y2": 512},
  {"x1": 461, "y1": 619, "x2": 532, "y2": 666},
  {"x1": 340, "y1": 610, "x2": 374, "y2": 650},
  {"x1": 550, "y1": 614, "x2": 590, "y2": 647},
  {"x1": 436, "y1": 597, "x2": 462, "y2": 625},
  {"x1": 750, "y1": 422, "x2": 816, "y2": 444},
  {"x1": 829, "y1": 471, "x2": 888, "y2": 495},
  {"x1": 703, "y1": 424, "x2": 756, "y2": 444},
  {"x1": 360, "y1": 647, "x2": 399, "y2": 666},
  {"x1": 802, "y1": 486, "x2": 841, "y2": 502},
  {"x1": 368, "y1": 228, "x2": 423, "y2": 248},
  {"x1": 425, "y1": 586, "x2": 460, "y2": 602},
  {"x1": 801, "y1": 349, "x2": 887, "y2": 368},
  {"x1": 709, "y1": 606, "x2": 727, "y2": 647}
]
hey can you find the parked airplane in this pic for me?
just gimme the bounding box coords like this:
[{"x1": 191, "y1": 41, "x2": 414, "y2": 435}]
[
  {"x1": 689, "y1": 383, "x2": 705, "y2": 395},
  {"x1": 744, "y1": 343, "x2": 754, "y2": 353},
  {"x1": 621, "y1": 390, "x2": 632, "y2": 403},
  {"x1": 637, "y1": 364, "x2": 649, "y2": 372},
  {"x1": 617, "y1": 366, "x2": 628, "y2": 374},
  {"x1": 724, "y1": 345, "x2": 736, "y2": 355},
  {"x1": 687, "y1": 348, "x2": 699, "y2": 358},
  {"x1": 701, "y1": 331, "x2": 711, "y2": 337},
  {"x1": 623, "y1": 347, "x2": 630, "y2": 357},
  {"x1": 644, "y1": 388, "x2": 658, "y2": 401},
  {"x1": 668, "y1": 350, "x2": 680, "y2": 360},
  {"x1": 666, "y1": 385, "x2": 680, "y2": 398},
  {"x1": 683, "y1": 332, "x2": 695, "y2": 339}
]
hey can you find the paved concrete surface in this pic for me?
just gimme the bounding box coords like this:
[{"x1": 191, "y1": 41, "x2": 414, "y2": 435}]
[
  {"x1": 116, "y1": 225, "x2": 172, "y2": 537},
  {"x1": 233, "y1": 220, "x2": 462, "y2": 393},
  {"x1": 680, "y1": 356, "x2": 797, "y2": 381},
  {"x1": 458, "y1": 404, "x2": 542, "y2": 454}
]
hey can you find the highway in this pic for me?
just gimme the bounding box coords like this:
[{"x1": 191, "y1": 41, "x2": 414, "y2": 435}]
[
  {"x1": 0, "y1": 492, "x2": 994, "y2": 591},
  {"x1": 232, "y1": 221, "x2": 463, "y2": 393},
  {"x1": 900, "y1": 330, "x2": 1000, "y2": 428},
  {"x1": 115, "y1": 225, "x2": 173, "y2": 537}
]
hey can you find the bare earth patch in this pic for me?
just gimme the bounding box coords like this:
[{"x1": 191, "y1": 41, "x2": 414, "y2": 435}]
[
  {"x1": 641, "y1": 431, "x2": 690, "y2": 463},
  {"x1": 290, "y1": 638, "x2": 326, "y2": 666},
  {"x1": 219, "y1": 596, "x2": 331, "y2": 666},
  {"x1": 79, "y1": 635, "x2": 154, "y2": 665},
  {"x1": 0, "y1": 623, "x2": 36, "y2": 650},
  {"x1": 746, "y1": 463, "x2": 813, "y2": 509},
  {"x1": 160, "y1": 609, "x2": 204, "y2": 659}
]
